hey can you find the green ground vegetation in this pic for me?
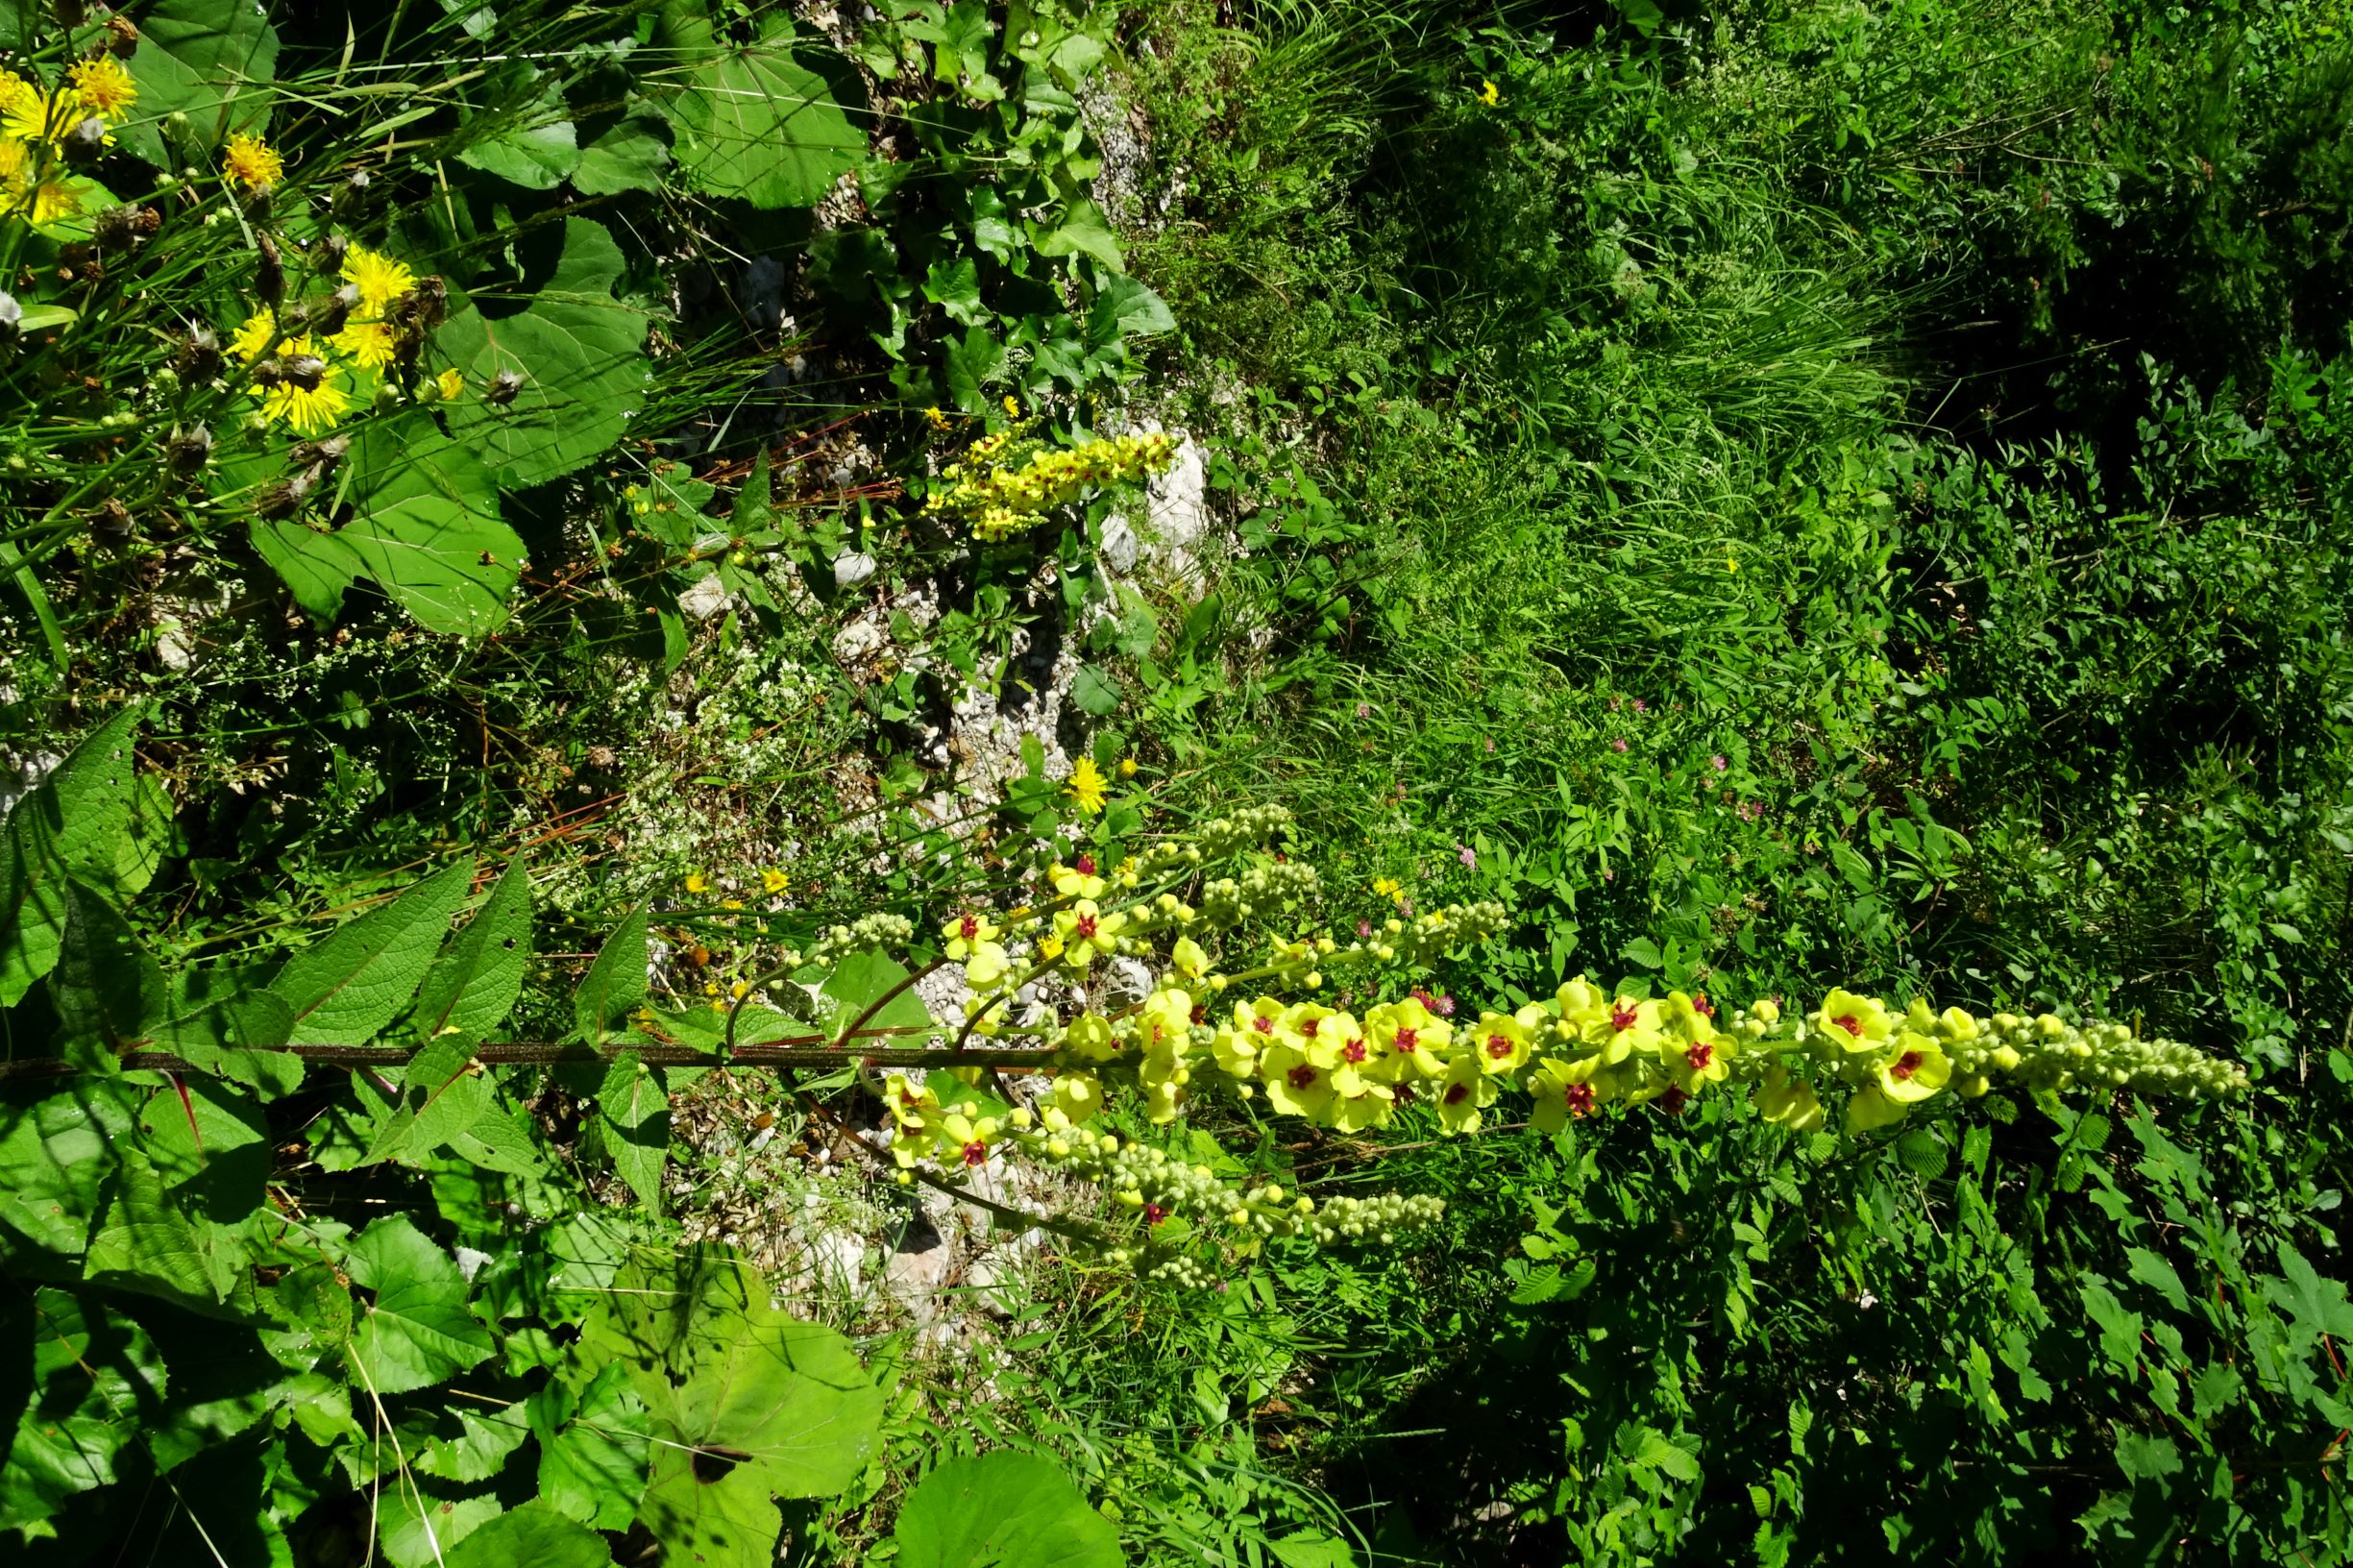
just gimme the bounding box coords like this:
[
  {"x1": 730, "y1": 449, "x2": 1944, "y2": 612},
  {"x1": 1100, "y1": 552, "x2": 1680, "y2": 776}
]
[{"x1": 0, "y1": 0, "x2": 2348, "y2": 1563}]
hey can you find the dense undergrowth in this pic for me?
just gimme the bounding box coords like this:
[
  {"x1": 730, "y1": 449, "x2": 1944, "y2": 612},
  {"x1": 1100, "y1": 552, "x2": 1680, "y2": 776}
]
[{"x1": 2, "y1": 0, "x2": 2349, "y2": 1563}]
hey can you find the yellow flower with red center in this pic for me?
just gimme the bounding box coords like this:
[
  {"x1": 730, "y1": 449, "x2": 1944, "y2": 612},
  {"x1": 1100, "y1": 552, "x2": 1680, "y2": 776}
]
[
  {"x1": 1434, "y1": 1053, "x2": 1498, "y2": 1134},
  {"x1": 1261, "y1": 1041, "x2": 1336, "y2": 1119},
  {"x1": 1049, "y1": 897, "x2": 1123, "y2": 968},
  {"x1": 1366, "y1": 996, "x2": 1451, "y2": 1082},
  {"x1": 1467, "y1": 1008, "x2": 1538, "y2": 1076}
]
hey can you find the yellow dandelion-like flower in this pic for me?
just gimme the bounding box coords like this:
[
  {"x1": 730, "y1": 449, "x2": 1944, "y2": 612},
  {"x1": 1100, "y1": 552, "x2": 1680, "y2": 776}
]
[
  {"x1": 257, "y1": 337, "x2": 348, "y2": 435},
  {"x1": 2, "y1": 139, "x2": 82, "y2": 226},
  {"x1": 1477, "y1": 79, "x2": 1500, "y2": 108},
  {"x1": 332, "y1": 319, "x2": 396, "y2": 370},
  {"x1": 686, "y1": 871, "x2": 710, "y2": 894},
  {"x1": 1371, "y1": 876, "x2": 1403, "y2": 898},
  {"x1": 1065, "y1": 756, "x2": 1108, "y2": 816},
  {"x1": 222, "y1": 131, "x2": 284, "y2": 191},
  {"x1": 342, "y1": 246, "x2": 415, "y2": 313},
  {"x1": 229, "y1": 309, "x2": 276, "y2": 363},
  {"x1": 760, "y1": 868, "x2": 788, "y2": 894},
  {"x1": 0, "y1": 71, "x2": 63, "y2": 145},
  {"x1": 1117, "y1": 756, "x2": 1139, "y2": 778},
  {"x1": 67, "y1": 57, "x2": 136, "y2": 118},
  {"x1": 923, "y1": 405, "x2": 951, "y2": 430},
  {"x1": 1002, "y1": 394, "x2": 1020, "y2": 418},
  {"x1": 435, "y1": 366, "x2": 466, "y2": 402}
]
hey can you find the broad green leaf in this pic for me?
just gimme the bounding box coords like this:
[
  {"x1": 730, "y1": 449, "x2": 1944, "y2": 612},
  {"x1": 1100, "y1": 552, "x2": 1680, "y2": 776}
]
[
  {"x1": 153, "y1": 971, "x2": 303, "y2": 1098},
  {"x1": 532, "y1": 1362, "x2": 650, "y2": 1531},
  {"x1": 137, "y1": 1076, "x2": 269, "y2": 1222},
  {"x1": 343, "y1": 1213, "x2": 495, "y2": 1395},
  {"x1": 249, "y1": 516, "x2": 361, "y2": 623},
  {"x1": 410, "y1": 855, "x2": 533, "y2": 1044},
  {"x1": 365, "y1": 1038, "x2": 496, "y2": 1165},
  {"x1": 439, "y1": 218, "x2": 654, "y2": 487},
  {"x1": 575, "y1": 904, "x2": 650, "y2": 1047},
  {"x1": 141, "y1": 1312, "x2": 295, "y2": 1474},
  {"x1": 83, "y1": 1147, "x2": 239, "y2": 1311},
  {"x1": 668, "y1": 27, "x2": 865, "y2": 208},
  {"x1": 122, "y1": 0, "x2": 280, "y2": 162},
  {"x1": 1087, "y1": 275, "x2": 1175, "y2": 344},
  {"x1": 573, "y1": 112, "x2": 674, "y2": 196},
  {"x1": 0, "y1": 703, "x2": 144, "y2": 1007},
  {"x1": 0, "y1": 1288, "x2": 166, "y2": 1533},
  {"x1": 598, "y1": 1050, "x2": 670, "y2": 1209},
  {"x1": 417, "y1": 1404, "x2": 534, "y2": 1482},
  {"x1": 380, "y1": 1482, "x2": 503, "y2": 1568},
  {"x1": 1030, "y1": 197, "x2": 1122, "y2": 270},
  {"x1": 0, "y1": 1083, "x2": 135, "y2": 1253},
  {"x1": 341, "y1": 413, "x2": 527, "y2": 637},
  {"x1": 924, "y1": 257, "x2": 986, "y2": 327},
  {"x1": 2263, "y1": 1243, "x2": 2353, "y2": 1348},
  {"x1": 822, "y1": 947, "x2": 935, "y2": 1042},
  {"x1": 892, "y1": 1452, "x2": 1124, "y2": 1568},
  {"x1": 944, "y1": 324, "x2": 1007, "y2": 414},
  {"x1": 1070, "y1": 664, "x2": 1120, "y2": 716},
  {"x1": 455, "y1": 70, "x2": 582, "y2": 189},
  {"x1": 446, "y1": 1502, "x2": 615, "y2": 1568},
  {"x1": 52, "y1": 879, "x2": 166, "y2": 1062},
  {"x1": 269, "y1": 859, "x2": 473, "y2": 1045}
]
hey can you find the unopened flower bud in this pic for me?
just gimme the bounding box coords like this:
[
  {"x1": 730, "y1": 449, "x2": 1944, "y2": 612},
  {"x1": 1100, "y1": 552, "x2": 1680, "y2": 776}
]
[
  {"x1": 166, "y1": 422, "x2": 212, "y2": 471},
  {"x1": 487, "y1": 368, "x2": 526, "y2": 404}
]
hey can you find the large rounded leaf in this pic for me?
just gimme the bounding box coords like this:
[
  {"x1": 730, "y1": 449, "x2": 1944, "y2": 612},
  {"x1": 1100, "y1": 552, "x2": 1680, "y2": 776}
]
[
  {"x1": 122, "y1": 0, "x2": 280, "y2": 164},
  {"x1": 437, "y1": 218, "x2": 652, "y2": 488},
  {"x1": 669, "y1": 28, "x2": 865, "y2": 208},
  {"x1": 445, "y1": 1503, "x2": 613, "y2": 1568},
  {"x1": 343, "y1": 413, "x2": 528, "y2": 636},
  {"x1": 893, "y1": 1452, "x2": 1124, "y2": 1568}
]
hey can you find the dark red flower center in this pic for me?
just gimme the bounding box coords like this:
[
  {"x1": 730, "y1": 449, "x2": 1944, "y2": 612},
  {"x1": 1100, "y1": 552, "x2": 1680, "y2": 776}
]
[
  {"x1": 1287, "y1": 1064, "x2": 1319, "y2": 1090},
  {"x1": 1443, "y1": 1082, "x2": 1471, "y2": 1105},
  {"x1": 1611, "y1": 1004, "x2": 1639, "y2": 1031},
  {"x1": 1394, "y1": 1027, "x2": 1419, "y2": 1053},
  {"x1": 1251, "y1": 1016, "x2": 1274, "y2": 1034},
  {"x1": 1075, "y1": 853, "x2": 1097, "y2": 874},
  {"x1": 961, "y1": 1140, "x2": 988, "y2": 1166},
  {"x1": 958, "y1": 915, "x2": 979, "y2": 940},
  {"x1": 1890, "y1": 1049, "x2": 1924, "y2": 1082},
  {"x1": 1692, "y1": 992, "x2": 1715, "y2": 1019},
  {"x1": 1343, "y1": 1041, "x2": 1367, "y2": 1063},
  {"x1": 1565, "y1": 1083, "x2": 1596, "y2": 1115},
  {"x1": 1684, "y1": 1042, "x2": 1713, "y2": 1072},
  {"x1": 1300, "y1": 1017, "x2": 1319, "y2": 1038},
  {"x1": 1833, "y1": 1014, "x2": 1863, "y2": 1037},
  {"x1": 1486, "y1": 1034, "x2": 1513, "y2": 1059},
  {"x1": 1144, "y1": 1203, "x2": 1169, "y2": 1227},
  {"x1": 1074, "y1": 914, "x2": 1097, "y2": 939}
]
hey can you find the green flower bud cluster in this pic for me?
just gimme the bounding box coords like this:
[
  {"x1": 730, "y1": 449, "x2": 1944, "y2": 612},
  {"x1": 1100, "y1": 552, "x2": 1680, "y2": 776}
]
[
  {"x1": 1020, "y1": 1126, "x2": 1314, "y2": 1239},
  {"x1": 1199, "y1": 859, "x2": 1321, "y2": 928},
  {"x1": 811, "y1": 912, "x2": 916, "y2": 963},
  {"x1": 1305, "y1": 1191, "x2": 1447, "y2": 1246},
  {"x1": 1952, "y1": 1013, "x2": 2249, "y2": 1098},
  {"x1": 1189, "y1": 803, "x2": 1296, "y2": 861}
]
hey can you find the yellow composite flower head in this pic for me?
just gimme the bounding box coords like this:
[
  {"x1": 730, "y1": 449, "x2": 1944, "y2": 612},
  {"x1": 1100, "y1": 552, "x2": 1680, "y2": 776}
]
[
  {"x1": 435, "y1": 366, "x2": 467, "y2": 403},
  {"x1": 332, "y1": 319, "x2": 396, "y2": 370},
  {"x1": 67, "y1": 57, "x2": 137, "y2": 118},
  {"x1": 258, "y1": 337, "x2": 350, "y2": 435},
  {"x1": 1065, "y1": 755, "x2": 1108, "y2": 815},
  {"x1": 223, "y1": 131, "x2": 284, "y2": 191},
  {"x1": 1477, "y1": 79, "x2": 1500, "y2": 108},
  {"x1": 230, "y1": 309, "x2": 277, "y2": 362},
  {"x1": 0, "y1": 138, "x2": 78, "y2": 226},
  {"x1": 0, "y1": 71, "x2": 64, "y2": 145},
  {"x1": 343, "y1": 246, "x2": 416, "y2": 313}
]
